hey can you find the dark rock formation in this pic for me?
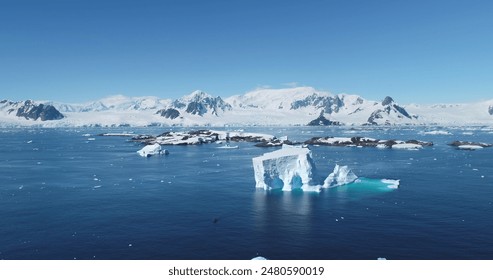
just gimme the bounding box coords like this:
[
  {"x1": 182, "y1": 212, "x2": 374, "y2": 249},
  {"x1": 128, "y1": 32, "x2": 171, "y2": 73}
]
[
  {"x1": 307, "y1": 110, "x2": 341, "y2": 126},
  {"x1": 15, "y1": 100, "x2": 64, "y2": 121},
  {"x1": 381, "y1": 96, "x2": 394, "y2": 106},
  {"x1": 157, "y1": 108, "x2": 180, "y2": 119},
  {"x1": 254, "y1": 138, "x2": 299, "y2": 147},
  {"x1": 290, "y1": 94, "x2": 345, "y2": 114},
  {"x1": 172, "y1": 91, "x2": 232, "y2": 116},
  {"x1": 367, "y1": 110, "x2": 384, "y2": 125}
]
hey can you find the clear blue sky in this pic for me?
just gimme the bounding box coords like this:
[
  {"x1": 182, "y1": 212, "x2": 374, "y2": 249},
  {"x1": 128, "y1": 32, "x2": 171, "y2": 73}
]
[{"x1": 1, "y1": 0, "x2": 492, "y2": 103}]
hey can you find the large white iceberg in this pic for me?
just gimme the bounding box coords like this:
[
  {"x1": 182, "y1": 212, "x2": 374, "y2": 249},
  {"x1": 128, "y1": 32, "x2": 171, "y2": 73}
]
[
  {"x1": 252, "y1": 146, "x2": 399, "y2": 192},
  {"x1": 137, "y1": 143, "x2": 169, "y2": 157},
  {"x1": 252, "y1": 145, "x2": 319, "y2": 191},
  {"x1": 323, "y1": 164, "x2": 358, "y2": 188}
]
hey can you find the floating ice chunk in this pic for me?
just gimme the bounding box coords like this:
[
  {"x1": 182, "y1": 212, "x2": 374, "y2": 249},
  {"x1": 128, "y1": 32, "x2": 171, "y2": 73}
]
[
  {"x1": 93, "y1": 185, "x2": 102, "y2": 189},
  {"x1": 323, "y1": 164, "x2": 358, "y2": 188},
  {"x1": 252, "y1": 146, "x2": 319, "y2": 192},
  {"x1": 457, "y1": 145, "x2": 483, "y2": 150},
  {"x1": 392, "y1": 143, "x2": 422, "y2": 150},
  {"x1": 27, "y1": 140, "x2": 33, "y2": 144},
  {"x1": 252, "y1": 146, "x2": 399, "y2": 193},
  {"x1": 422, "y1": 130, "x2": 452, "y2": 135},
  {"x1": 87, "y1": 138, "x2": 96, "y2": 141},
  {"x1": 217, "y1": 145, "x2": 239, "y2": 149},
  {"x1": 137, "y1": 143, "x2": 169, "y2": 157},
  {"x1": 82, "y1": 134, "x2": 91, "y2": 137},
  {"x1": 381, "y1": 179, "x2": 400, "y2": 189}
]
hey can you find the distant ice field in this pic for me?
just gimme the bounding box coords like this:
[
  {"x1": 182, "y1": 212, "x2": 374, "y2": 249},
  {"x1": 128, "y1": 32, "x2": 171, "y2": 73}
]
[{"x1": 0, "y1": 126, "x2": 492, "y2": 260}]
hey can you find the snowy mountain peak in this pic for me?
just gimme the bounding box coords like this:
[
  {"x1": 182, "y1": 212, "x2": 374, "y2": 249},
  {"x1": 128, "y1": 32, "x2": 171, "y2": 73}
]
[
  {"x1": 382, "y1": 96, "x2": 395, "y2": 106},
  {"x1": 170, "y1": 90, "x2": 232, "y2": 116},
  {"x1": 3, "y1": 86, "x2": 493, "y2": 127},
  {"x1": 226, "y1": 87, "x2": 332, "y2": 110},
  {"x1": 366, "y1": 96, "x2": 415, "y2": 125},
  {"x1": 181, "y1": 90, "x2": 212, "y2": 102}
]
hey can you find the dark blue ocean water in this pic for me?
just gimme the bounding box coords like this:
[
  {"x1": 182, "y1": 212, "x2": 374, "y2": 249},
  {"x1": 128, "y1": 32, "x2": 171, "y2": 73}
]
[{"x1": 1, "y1": 127, "x2": 492, "y2": 260}]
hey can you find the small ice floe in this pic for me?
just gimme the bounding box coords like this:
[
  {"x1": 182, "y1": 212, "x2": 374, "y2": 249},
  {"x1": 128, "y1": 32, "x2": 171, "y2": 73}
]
[
  {"x1": 391, "y1": 143, "x2": 422, "y2": 150},
  {"x1": 87, "y1": 138, "x2": 96, "y2": 141},
  {"x1": 381, "y1": 179, "x2": 400, "y2": 189},
  {"x1": 462, "y1": 132, "x2": 474, "y2": 135},
  {"x1": 93, "y1": 185, "x2": 102, "y2": 189},
  {"x1": 457, "y1": 145, "x2": 483, "y2": 150},
  {"x1": 217, "y1": 144, "x2": 239, "y2": 149},
  {"x1": 421, "y1": 130, "x2": 452, "y2": 135},
  {"x1": 26, "y1": 140, "x2": 33, "y2": 144},
  {"x1": 137, "y1": 143, "x2": 169, "y2": 157},
  {"x1": 82, "y1": 134, "x2": 91, "y2": 137}
]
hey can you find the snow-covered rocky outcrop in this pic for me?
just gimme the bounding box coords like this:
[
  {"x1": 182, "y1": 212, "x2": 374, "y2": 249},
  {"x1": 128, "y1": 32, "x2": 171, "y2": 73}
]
[
  {"x1": 168, "y1": 90, "x2": 232, "y2": 116},
  {"x1": 304, "y1": 136, "x2": 433, "y2": 149},
  {"x1": 0, "y1": 99, "x2": 64, "y2": 121},
  {"x1": 366, "y1": 96, "x2": 417, "y2": 125},
  {"x1": 126, "y1": 130, "x2": 275, "y2": 146},
  {"x1": 307, "y1": 110, "x2": 341, "y2": 126}
]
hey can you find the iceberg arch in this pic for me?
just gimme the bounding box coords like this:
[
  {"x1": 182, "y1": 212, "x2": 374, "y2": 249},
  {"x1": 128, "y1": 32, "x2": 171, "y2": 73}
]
[{"x1": 252, "y1": 145, "x2": 399, "y2": 192}]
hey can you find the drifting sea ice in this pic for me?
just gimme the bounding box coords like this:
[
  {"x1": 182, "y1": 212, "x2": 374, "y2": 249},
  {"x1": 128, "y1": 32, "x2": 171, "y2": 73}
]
[
  {"x1": 420, "y1": 130, "x2": 452, "y2": 135},
  {"x1": 137, "y1": 143, "x2": 169, "y2": 157},
  {"x1": 457, "y1": 145, "x2": 483, "y2": 150},
  {"x1": 392, "y1": 143, "x2": 423, "y2": 150}
]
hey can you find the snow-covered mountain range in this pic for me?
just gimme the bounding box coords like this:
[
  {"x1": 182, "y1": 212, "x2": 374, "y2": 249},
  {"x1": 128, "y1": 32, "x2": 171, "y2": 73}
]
[{"x1": 1, "y1": 87, "x2": 492, "y2": 127}]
